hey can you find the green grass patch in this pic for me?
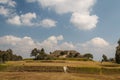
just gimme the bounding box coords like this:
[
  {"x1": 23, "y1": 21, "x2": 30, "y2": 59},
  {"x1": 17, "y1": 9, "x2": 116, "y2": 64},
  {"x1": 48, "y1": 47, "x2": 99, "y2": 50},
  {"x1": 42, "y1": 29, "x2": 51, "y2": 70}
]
[
  {"x1": 101, "y1": 67, "x2": 120, "y2": 74},
  {"x1": 54, "y1": 58, "x2": 92, "y2": 61},
  {"x1": 68, "y1": 67, "x2": 100, "y2": 74},
  {"x1": 0, "y1": 64, "x2": 8, "y2": 71}
]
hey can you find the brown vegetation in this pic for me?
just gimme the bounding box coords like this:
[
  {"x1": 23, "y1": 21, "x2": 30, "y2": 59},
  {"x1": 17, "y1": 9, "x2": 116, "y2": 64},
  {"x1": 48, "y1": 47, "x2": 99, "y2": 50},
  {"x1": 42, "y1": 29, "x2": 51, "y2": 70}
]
[{"x1": 0, "y1": 72, "x2": 120, "y2": 80}]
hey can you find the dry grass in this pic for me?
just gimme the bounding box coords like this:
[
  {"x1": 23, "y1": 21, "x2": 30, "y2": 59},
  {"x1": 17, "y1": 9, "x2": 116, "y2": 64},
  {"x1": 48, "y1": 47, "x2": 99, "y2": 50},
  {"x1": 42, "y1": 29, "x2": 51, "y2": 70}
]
[
  {"x1": 1, "y1": 60, "x2": 120, "y2": 80},
  {"x1": 6, "y1": 60, "x2": 101, "y2": 67},
  {"x1": 0, "y1": 72, "x2": 119, "y2": 80}
]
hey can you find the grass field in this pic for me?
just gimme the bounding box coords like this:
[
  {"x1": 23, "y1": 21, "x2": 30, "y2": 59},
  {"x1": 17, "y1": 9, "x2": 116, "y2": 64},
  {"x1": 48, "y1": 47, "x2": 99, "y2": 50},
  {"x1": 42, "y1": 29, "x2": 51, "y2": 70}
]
[
  {"x1": 0, "y1": 60, "x2": 120, "y2": 80},
  {"x1": 0, "y1": 72, "x2": 120, "y2": 80}
]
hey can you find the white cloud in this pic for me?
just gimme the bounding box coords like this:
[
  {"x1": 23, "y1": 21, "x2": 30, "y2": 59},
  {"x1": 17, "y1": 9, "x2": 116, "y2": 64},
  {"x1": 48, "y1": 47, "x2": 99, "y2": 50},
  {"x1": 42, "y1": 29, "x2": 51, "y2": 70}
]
[
  {"x1": 7, "y1": 15, "x2": 21, "y2": 25},
  {"x1": 60, "y1": 42, "x2": 76, "y2": 50},
  {"x1": 0, "y1": 0, "x2": 56, "y2": 28},
  {"x1": 0, "y1": 6, "x2": 10, "y2": 16},
  {"x1": 26, "y1": 0, "x2": 98, "y2": 30},
  {"x1": 0, "y1": 35, "x2": 21, "y2": 46},
  {"x1": 40, "y1": 19, "x2": 57, "y2": 28},
  {"x1": 81, "y1": 37, "x2": 109, "y2": 47},
  {"x1": 0, "y1": 35, "x2": 36, "y2": 47},
  {"x1": 0, "y1": 35, "x2": 37, "y2": 57},
  {"x1": 0, "y1": 0, "x2": 16, "y2": 7},
  {"x1": 35, "y1": 0, "x2": 96, "y2": 14},
  {"x1": 7, "y1": 12, "x2": 37, "y2": 26},
  {"x1": 40, "y1": 35, "x2": 64, "y2": 51},
  {"x1": 70, "y1": 12, "x2": 98, "y2": 30},
  {"x1": 20, "y1": 12, "x2": 37, "y2": 26},
  {"x1": 0, "y1": 0, "x2": 16, "y2": 18},
  {"x1": 7, "y1": 12, "x2": 57, "y2": 27}
]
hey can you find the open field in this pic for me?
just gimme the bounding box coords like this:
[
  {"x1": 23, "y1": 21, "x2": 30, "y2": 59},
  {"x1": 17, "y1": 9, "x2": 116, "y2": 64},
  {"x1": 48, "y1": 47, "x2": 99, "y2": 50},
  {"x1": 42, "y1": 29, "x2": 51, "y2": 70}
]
[
  {"x1": 0, "y1": 72, "x2": 120, "y2": 80},
  {"x1": 5, "y1": 60, "x2": 101, "y2": 67},
  {"x1": 1, "y1": 60, "x2": 120, "y2": 80}
]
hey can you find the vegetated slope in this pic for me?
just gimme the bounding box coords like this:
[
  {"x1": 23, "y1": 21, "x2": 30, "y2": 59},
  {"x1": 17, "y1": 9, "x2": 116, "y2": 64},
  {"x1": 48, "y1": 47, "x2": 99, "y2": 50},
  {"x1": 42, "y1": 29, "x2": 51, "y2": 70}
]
[{"x1": 1, "y1": 60, "x2": 120, "y2": 75}]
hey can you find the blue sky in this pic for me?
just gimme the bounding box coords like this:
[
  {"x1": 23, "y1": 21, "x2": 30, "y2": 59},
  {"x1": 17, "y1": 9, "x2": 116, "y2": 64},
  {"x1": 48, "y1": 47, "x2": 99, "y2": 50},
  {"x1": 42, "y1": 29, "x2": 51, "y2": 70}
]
[{"x1": 0, "y1": 0, "x2": 119, "y2": 60}]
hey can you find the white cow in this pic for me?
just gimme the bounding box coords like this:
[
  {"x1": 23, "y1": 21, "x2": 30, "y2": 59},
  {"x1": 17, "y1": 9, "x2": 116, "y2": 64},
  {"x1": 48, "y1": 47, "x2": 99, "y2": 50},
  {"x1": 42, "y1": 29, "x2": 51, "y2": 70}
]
[{"x1": 63, "y1": 66, "x2": 68, "y2": 73}]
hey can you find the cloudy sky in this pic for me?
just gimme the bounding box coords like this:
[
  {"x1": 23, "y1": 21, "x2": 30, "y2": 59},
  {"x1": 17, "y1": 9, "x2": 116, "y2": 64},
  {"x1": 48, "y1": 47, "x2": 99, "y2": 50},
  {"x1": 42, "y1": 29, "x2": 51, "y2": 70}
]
[{"x1": 0, "y1": 0, "x2": 119, "y2": 60}]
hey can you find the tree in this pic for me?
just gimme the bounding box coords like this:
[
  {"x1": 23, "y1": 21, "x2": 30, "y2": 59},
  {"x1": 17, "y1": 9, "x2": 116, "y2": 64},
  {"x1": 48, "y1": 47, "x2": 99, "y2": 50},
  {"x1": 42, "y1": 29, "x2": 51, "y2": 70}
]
[
  {"x1": 115, "y1": 39, "x2": 120, "y2": 64},
  {"x1": 30, "y1": 48, "x2": 51, "y2": 60},
  {"x1": 74, "y1": 53, "x2": 80, "y2": 57},
  {"x1": 102, "y1": 54, "x2": 108, "y2": 62},
  {"x1": 36, "y1": 48, "x2": 47, "y2": 60},
  {"x1": 108, "y1": 58, "x2": 115, "y2": 62},
  {"x1": 83, "y1": 53, "x2": 93, "y2": 59},
  {"x1": 0, "y1": 51, "x2": 4, "y2": 63},
  {"x1": 6, "y1": 49, "x2": 13, "y2": 60},
  {"x1": 0, "y1": 49, "x2": 23, "y2": 63},
  {"x1": 17, "y1": 56, "x2": 23, "y2": 60},
  {"x1": 30, "y1": 48, "x2": 39, "y2": 58},
  {"x1": 60, "y1": 51, "x2": 66, "y2": 55},
  {"x1": 40, "y1": 48, "x2": 45, "y2": 55}
]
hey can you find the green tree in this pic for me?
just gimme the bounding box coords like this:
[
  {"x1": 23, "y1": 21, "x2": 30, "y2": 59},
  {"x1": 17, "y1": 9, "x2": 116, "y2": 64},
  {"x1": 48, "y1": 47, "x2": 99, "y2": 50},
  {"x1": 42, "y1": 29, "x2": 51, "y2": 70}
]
[
  {"x1": 0, "y1": 50, "x2": 4, "y2": 63},
  {"x1": 102, "y1": 54, "x2": 108, "y2": 62},
  {"x1": 17, "y1": 56, "x2": 23, "y2": 60},
  {"x1": 74, "y1": 53, "x2": 80, "y2": 57},
  {"x1": 108, "y1": 58, "x2": 115, "y2": 62},
  {"x1": 0, "y1": 49, "x2": 23, "y2": 63},
  {"x1": 31, "y1": 48, "x2": 54, "y2": 60},
  {"x1": 40, "y1": 48, "x2": 45, "y2": 55},
  {"x1": 115, "y1": 39, "x2": 120, "y2": 64},
  {"x1": 60, "y1": 51, "x2": 66, "y2": 55},
  {"x1": 30, "y1": 48, "x2": 39, "y2": 58},
  {"x1": 6, "y1": 49, "x2": 13, "y2": 60},
  {"x1": 83, "y1": 53, "x2": 93, "y2": 59},
  {"x1": 36, "y1": 48, "x2": 47, "y2": 60}
]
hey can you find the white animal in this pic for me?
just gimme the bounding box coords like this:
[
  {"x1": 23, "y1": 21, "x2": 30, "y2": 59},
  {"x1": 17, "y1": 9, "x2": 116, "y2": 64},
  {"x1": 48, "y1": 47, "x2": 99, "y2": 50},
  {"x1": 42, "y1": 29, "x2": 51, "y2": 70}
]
[{"x1": 63, "y1": 66, "x2": 68, "y2": 73}]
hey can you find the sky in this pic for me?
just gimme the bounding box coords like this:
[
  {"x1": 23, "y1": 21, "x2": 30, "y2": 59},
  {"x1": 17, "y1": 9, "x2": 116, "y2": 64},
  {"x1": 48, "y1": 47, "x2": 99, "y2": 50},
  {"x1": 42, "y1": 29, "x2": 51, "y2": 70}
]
[{"x1": 0, "y1": 0, "x2": 120, "y2": 60}]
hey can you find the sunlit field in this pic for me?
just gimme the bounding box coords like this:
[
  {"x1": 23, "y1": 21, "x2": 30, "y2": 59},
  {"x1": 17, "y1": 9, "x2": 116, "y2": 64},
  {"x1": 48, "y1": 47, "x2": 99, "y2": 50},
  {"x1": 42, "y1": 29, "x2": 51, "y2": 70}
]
[
  {"x1": 6, "y1": 60, "x2": 101, "y2": 67},
  {"x1": 0, "y1": 60, "x2": 120, "y2": 80},
  {"x1": 0, "y1": 72, "x2": 120, "y2": 80}
]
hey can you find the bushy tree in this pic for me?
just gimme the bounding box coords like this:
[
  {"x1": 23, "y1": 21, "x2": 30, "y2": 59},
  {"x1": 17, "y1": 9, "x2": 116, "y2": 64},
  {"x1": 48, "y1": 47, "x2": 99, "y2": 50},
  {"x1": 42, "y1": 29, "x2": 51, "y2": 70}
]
[
  {"x1": 31, "y1": 48, "x2": 52, "y2": 60},
  {"x1": 108, "y1": 58, "x2": 115, "y2": 62},
  {"x1": 60, "y1": 51, "x2": 66, "y2": 55},
  {"x1": 115, "y1": 39, "x2": 120, "y2": 64},
  {"x1": 83, "y1": 53, "x2": 93, "y2": 59},
  {"x1": 102, "y1": 54, "x2": 108, "y2": 62},
  {"x1": 30, "y1": 48, "x2": 39, "y2": 58},
  {"x1": 0, "y1": 49, "x2": 23, "y2": 63}
]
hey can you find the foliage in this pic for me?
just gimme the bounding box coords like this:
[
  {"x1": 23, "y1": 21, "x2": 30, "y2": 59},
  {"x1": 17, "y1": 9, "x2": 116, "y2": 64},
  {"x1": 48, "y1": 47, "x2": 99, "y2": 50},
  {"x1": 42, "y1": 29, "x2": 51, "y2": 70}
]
[
  {"x1": 83, "y1": 53, "x2": 93, "y2": 60},
  {"x1": 115, "y1": 39, "x2": 120, "y2": 64},
  {"x1": 30, "y1": 48, "x2": 39, "y2": 58},
  {"x1": 60, "y1": 51, "x2": 66, "y2": 55},
  {"x1": 102, "y1": 54, "x2": 108, "y2": 62},
  {"x1": 108, "y1": 58, "x2": 115, "y2": 62},
  {"x1": 0, "y1": 49, "x2": 23, "y2": 63},
  {"x1": 54, "y1": 58, "x2": 92, "y2": 61},
  {"x1": 31, "y1": 48, "x2": 53, "y2": 60}
]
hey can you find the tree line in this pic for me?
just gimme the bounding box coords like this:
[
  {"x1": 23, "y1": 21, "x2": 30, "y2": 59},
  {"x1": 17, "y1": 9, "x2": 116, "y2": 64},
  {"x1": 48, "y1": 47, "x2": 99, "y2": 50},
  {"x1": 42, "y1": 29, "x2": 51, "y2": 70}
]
[
  {"x1": 30, "y1": 39, "x2": 120, "y2": 64},
  {"x1": 30, "y1": 48, "x2": 53, "y2": 60},
  {"x1": 0, "y1": 49, "x2": 22, "y2": 63},
  {"x1": 30, "y1": 48, "x2": 93, "y2": 60}
]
